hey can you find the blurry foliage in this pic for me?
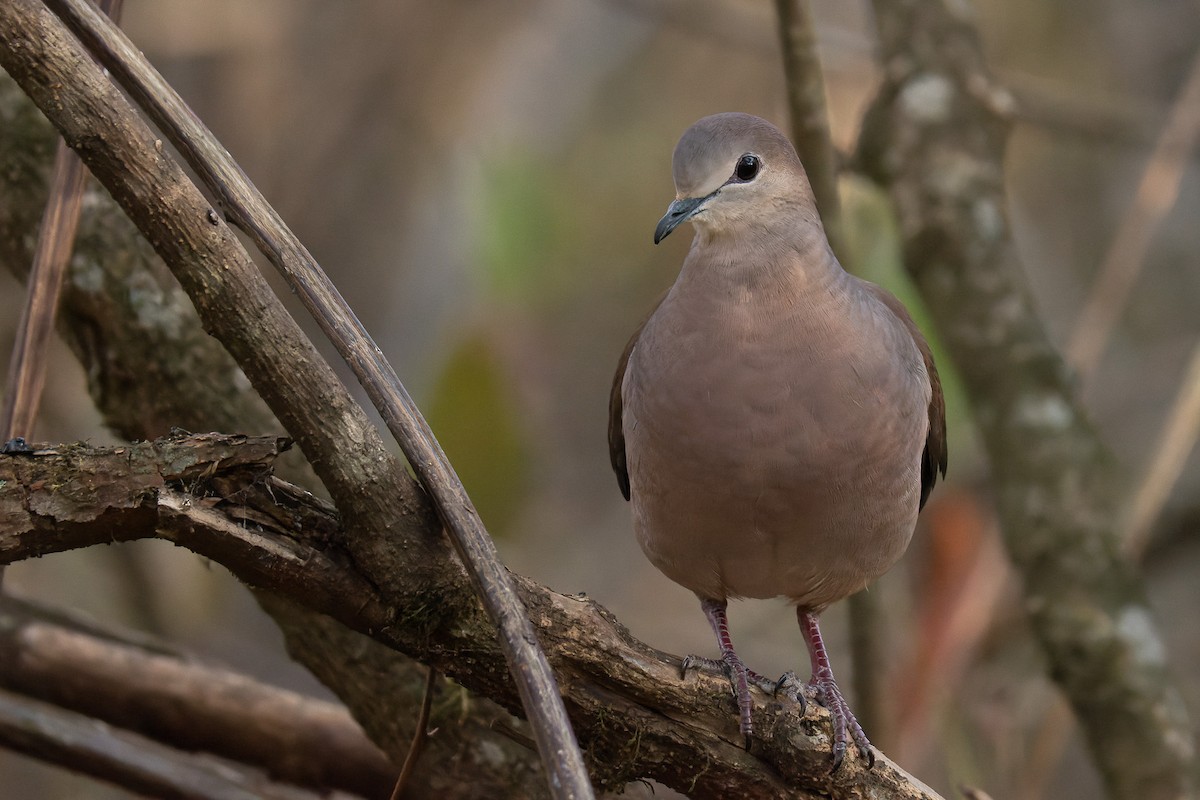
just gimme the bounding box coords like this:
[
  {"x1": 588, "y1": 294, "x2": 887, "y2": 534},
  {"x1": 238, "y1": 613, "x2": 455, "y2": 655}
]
[
  {"x1": 475, "y1": 152, "x2": 583, "y2": 307},
  {"x1": 426, "y1": 328, "x2": 529, "y2": 539},
  {"x1": 841, "y1": 176, "x2": 974, "y2": 464}
]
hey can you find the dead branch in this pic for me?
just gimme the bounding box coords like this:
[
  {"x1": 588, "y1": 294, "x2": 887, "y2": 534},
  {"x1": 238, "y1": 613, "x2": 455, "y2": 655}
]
[
  {"x1": 40, "y1": 2, "x2": 589, "y2": 794},
  {"x1": 0, "y1": 688, "x2": 353, "y2": 800},
  {"x1": 0, "y1": 434, "x2": 942, "y2": 799},
  {"x1": 0, "y1": 69, "x2": 546, "y2": 800},
  {"x1": 0, "y1": 593, "x2": 394, "y2": 798}
]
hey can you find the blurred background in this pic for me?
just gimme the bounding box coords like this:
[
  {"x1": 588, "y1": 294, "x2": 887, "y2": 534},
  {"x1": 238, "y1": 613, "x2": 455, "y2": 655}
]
[{"x1": 2, "y1": 0, "x2": 1199, "y2": 797}]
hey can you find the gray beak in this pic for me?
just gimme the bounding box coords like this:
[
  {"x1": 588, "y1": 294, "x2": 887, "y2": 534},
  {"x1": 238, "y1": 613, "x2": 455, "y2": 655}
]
[{"x1": 654, "y1": 195, "x2": 710, "y2": 244}]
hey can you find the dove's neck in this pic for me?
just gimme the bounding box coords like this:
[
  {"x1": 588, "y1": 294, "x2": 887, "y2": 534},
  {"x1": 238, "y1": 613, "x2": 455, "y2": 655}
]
[{"x1": 679, "y1": 217, "x2": 848, "y2": 303}]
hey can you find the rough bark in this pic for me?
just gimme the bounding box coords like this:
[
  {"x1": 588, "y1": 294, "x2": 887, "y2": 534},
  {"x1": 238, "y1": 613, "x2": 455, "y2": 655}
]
[
  {"x1": 0, "y1": 68, "x2": 548, "y2": 799},
  {"x1": 41, "y1": 3, "x2": 589, "y2": 789},
  {"x1": 0, "y1": 688, "x2": 344, "y2": 800},
  {"x1": 855, "y1": 2, "x2": 1197, "y2": 798},
  {"x1": 0, "y1": 435, "x2": 941, "y2": 800},
  {"x1": 0, "y1": 593, "x2": 393, "y2": 799}
]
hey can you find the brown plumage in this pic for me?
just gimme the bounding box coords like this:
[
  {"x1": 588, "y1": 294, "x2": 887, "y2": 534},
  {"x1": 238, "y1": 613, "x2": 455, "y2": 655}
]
[{"x1": 609, "y1": 113, "x2": 946, "y2": 766}]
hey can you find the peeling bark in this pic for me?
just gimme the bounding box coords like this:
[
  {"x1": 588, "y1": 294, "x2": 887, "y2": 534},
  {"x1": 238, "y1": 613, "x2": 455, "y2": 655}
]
[{"x1": 0, "y1": 434, "x2": 941, "y2": 799}]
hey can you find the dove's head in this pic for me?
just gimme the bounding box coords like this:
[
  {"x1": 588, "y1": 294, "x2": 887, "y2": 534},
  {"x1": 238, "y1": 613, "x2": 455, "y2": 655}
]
[{"x1": 654, "y1": 113, "x2": 822, "y2": 245}]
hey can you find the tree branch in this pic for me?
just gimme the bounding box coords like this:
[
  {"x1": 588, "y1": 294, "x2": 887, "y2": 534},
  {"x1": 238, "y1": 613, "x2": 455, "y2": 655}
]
[
  {"x1": 0, "y1": 593, "x2": 394, "y2": 798},
  {"x1": 0, "y1": 0, "x2": 946, "y2": 794},
  {"x1": 773, "y1": 0, "x2": 843, "y2": 255},
  {"x1": 38, "y1": 3, "x2": 590, "y2": 794},
  {"x1": 855, "y1": 2, "x2": 1197, "y2": 798},
  {"x1": 0, "y1": 69, "x2": 547, "y2": 800},
  {"x1": 0, "y1": 434, "x2": 943, "y2": 799},
  {"x1": 0, "y1": 688, "x2": 351, "y2": 800}
]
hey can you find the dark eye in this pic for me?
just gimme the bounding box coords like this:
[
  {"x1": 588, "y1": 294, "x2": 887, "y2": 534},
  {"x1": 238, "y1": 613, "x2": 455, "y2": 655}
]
[{"x1": 734, "y1": 154, "x2": 760, "y2": 181}]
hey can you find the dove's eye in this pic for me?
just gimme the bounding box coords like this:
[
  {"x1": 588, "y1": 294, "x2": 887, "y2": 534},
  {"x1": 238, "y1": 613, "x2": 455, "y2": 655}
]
[{"x1": 734, "y1": 154, "x2": 761, "y2": 181}]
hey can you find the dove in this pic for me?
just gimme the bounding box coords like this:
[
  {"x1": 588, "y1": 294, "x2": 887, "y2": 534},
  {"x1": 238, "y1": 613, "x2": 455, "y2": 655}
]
[{"x1": 609, "y1": 112, "x2": 946, "y2": 766}]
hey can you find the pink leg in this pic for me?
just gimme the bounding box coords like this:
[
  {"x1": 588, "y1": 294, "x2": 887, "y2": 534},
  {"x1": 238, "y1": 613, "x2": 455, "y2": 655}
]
[
  {"x1": 699, "y1": 598, "x2": 755, "y2": 743},
  {"x1": 798, "y1": 609, "x2": 875, "y2": 770}
]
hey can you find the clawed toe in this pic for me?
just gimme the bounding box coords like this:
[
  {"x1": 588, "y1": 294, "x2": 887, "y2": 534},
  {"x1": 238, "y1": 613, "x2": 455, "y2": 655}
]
[
  {"x1": 772, "y1": 670, "x2": 801, "y2": 697},
  {"x1": 2, "y1": 437, "x2": 33, "y2": 455},
  {"x1": 682, "y1": 651, "x2": 755, "y2": 743},
  {"x1": 680, "y1": 654, "x2": 722, "y2": 680},
  {"x1": 796, "y1": 609, "x2": 875, "y2": 769},
  {"x1": 769, "y1": 670, "x2": 808, "y2": 717},
  {"x1": 811, "y1": 675, "x2": 874, "y2": 771}
]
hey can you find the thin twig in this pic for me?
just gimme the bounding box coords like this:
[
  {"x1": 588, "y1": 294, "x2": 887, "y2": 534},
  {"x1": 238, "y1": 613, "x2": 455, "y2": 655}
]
[
  {"x1": 390, "y1": 667, "x2": 438, "y2": 800},
  {"x1": 773, "y1": 0, "x2": 844, "y2": 256},
  {"x1": 0, "y1": 144, "x2": 85, "y2": 441},
  {"x1": 42, "y1": 2, "x2": 591, "y2": 796},
  {"x1": 1066, "y1": 49, "x2": 1200, "y2": 385},
  {"x1": 0, "y1": 0, "x2": 121, "y2": 444},
  {"x1": 1124, "y1": 341, "x2": 1200, "y2": 556}
]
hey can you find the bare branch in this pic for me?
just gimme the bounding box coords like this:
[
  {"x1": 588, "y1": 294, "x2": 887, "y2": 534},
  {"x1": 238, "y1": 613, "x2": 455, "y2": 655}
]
[
  {"x1": 0, "y1": 688, "x2": 355, "y2": 800},
  {"x1": 773, "y1": 0, "x2": 843, "y2": 256},
  {"x1": 0, "y1": 435, "x2": 943, "y2": 799},
  {"x1": 856, "y1": 2, "x2": 1198, "y2": 798},
  {"x1": 0, "y1": 143, "x2": 86, "y2": 441},
  {"x1": 0, "y1": 69, "x2": 545, "y2": 799},
  {"x1": 0, "y1": 0, "x2": 120, "y2": 445},
  {"x1": 40, "y1": 2, "x2": 589, "y2": 793},
  {"x1": 0, "y1": 594, "x2": 394, "y2": 798}
]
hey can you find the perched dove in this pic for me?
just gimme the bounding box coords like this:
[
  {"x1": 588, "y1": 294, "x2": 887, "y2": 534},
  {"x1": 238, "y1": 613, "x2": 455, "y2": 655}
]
[{"x1": 609, "y1": 112, "x2": 946, "y2": 766}]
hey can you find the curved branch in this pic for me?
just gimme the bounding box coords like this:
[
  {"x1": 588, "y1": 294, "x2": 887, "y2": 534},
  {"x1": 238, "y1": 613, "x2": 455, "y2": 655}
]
[
  {"x1": 0, "y1": 435, "x2": 942, "y2": 800},
  {"x1": 0, "y1": 70, "x2": 545, "y2": 800},
  {"x1": 38, "y1": 2, "x2": 589, "y2": 795}
]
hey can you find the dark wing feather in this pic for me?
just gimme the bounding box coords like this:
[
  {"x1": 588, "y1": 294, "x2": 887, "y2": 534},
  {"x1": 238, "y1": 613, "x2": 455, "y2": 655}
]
[
  {"x1": 609, "y1": 297, "x2": 665, "y2": 501},
  {"x1": 863, "y1": 285, "x2": 948, "y2": 509}
]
